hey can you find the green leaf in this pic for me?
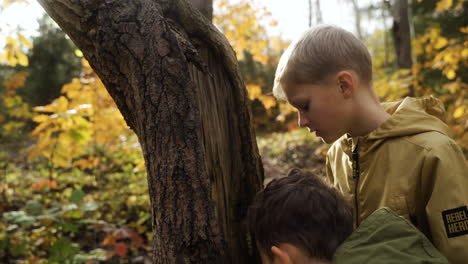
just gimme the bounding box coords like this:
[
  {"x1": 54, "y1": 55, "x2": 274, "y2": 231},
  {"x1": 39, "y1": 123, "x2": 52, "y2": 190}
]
[
  {"x1": 49, "y1": 237, "x2": 80, "y2": 261},
  {"x1": 80, "y1": 202, "x2": 98, "y2": 211},
  {"x1": 63, "y1": 204, "x2": 79, "y2": 212},
  {"x1": 15, "y1": 215, "x2": 35, "y2": 224},
  {"x1": 65, "y1": 210, "x2": 83, "y2": 219},
  {"x1": 3, "y1": 211, "x2": 26, "y2": 222},
  {"x1": 71, "y1": 189, "x2": 85, "y2": 203},
  {"x1": 61, "y1": 223, "x2": 79, "y2": 233},
  {"x1": 73, "y1": 248, "x2": 107, "y2": 263},
  {"x1": 25, "y1": 200, "x2": 43, "y2": 215},
  {"x1": 68, "y1": 128, "x2": 90, "y2": 144}
]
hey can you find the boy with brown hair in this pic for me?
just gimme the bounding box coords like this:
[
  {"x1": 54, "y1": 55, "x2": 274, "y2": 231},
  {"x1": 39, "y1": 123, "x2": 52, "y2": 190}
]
[
  {"x1": 272, "y1": 25, "x2": 468, "y2": 263},
  {"x1": 248, "y1": 169, "x2": 448, "y2": 264}
]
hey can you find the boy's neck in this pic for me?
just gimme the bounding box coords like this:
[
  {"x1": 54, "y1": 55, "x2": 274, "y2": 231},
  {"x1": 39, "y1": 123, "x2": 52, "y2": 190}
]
[{"x1": 348, "y1": 92, "x2": 391, "y2": 137}]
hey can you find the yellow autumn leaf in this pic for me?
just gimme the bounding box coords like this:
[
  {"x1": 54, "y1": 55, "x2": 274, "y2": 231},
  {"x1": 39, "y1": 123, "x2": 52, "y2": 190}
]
[
  {"x1": 61, "y1": 78, "x2": 81, "y2": 93},
  {"x1": 442, "y1": 53, "x2": 453, "y2": 63},
  {"x1": 5, "y1": 36, "x2": 18, "y2": 47},
  {"x1": 6, "y1": 49, "x2": 17, "y2": 66},
  {"x1": 15, "y1": 49, "x2": 28, "y2": 66},
  {"x1": 435, "y1": 0, "x2": 453, "y2": 12},
  {"x1": 434, "y1": 37, "x2": 448, "y2": 49},
  {"x1": 52, "y1": 153, "x2": 70, "y2": 168},
  {"x1": 247, "y1": 84, "x2": 262, "y2": 100},
  {"x1": 3, "y1": 71, "x2": 29, "y2": 89},
  {"x1": 17, "y1": 33, "x2": 33, "y2": 49},
  {"x1": 74, "y1": 49, "x2": 83, "y2": 57},
  {"x1": 462, "y1": 48, "x2": 468, "y2": 58},
  {"x1": 58, "y1": 132, "x2": 74, "y2": 148},
  {"x1": 74, "y1": 159, "x2": 93, "y2": 169},
  {"x1": 259, "y1": 95, "x2": 277, "y2": 109},
  {"x1": 446, "y1": 69, "x2": 456, "y2": 80},
  {"x1": 32, "y1": 114, "x2": 50, "y2": 123},
  {"x1": 453, "y1": 106, "x2": 465, "y2": 118},
  {"x1": 30, "y1": 121, "x2": 54, "y2": 136},
  {"x1": 56, "y1": 96, "x2": 69, "y2": 113},
  {"x1": 34, "y1": 105, "x2": 57, "y2": 113},
  {"x1": 425, "y1": 45, "x2": 433, "y2": 54}
]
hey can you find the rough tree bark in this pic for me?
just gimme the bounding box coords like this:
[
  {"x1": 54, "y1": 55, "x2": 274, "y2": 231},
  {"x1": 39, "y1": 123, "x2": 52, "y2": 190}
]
[
  {"x1": 37, "y1": 0, "x2": 264, "y2": 263},
  {"x1": 392, "y1": 0, "x2": 415, "y2": 96}
]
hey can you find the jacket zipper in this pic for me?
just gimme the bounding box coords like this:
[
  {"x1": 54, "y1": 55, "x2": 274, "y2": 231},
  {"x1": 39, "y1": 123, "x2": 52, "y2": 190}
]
[{"x1": 352, "y1": 145, "x2": 360, "y2": 227}]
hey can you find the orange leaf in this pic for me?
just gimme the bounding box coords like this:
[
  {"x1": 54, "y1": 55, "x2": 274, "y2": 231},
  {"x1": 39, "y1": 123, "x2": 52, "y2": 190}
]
[
  {"x1": 32, "y1": 179, "x2": 47, "y2": 191},
  {"x1": 114, "y1": 242, "x2": 128, "y2": 258},
  {"x1": 103, "y1": 234, "x2": 116, "y2": 245},
  {"x1": 48, "y1": 180, "x2": 58, "y2": 189}
]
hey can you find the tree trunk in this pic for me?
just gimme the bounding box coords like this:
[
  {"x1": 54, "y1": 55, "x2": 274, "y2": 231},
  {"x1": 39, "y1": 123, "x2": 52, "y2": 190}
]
[
  {"x1": 37, "y1": 0, "x2": 264, "y2": 263},
  {"x1": 349, "y1": 0, "x2": 362, "y2": 40},
  {"x1": 392, "y1": 0, "x2": 415, "y2": 96},
  {"x1": 315, "y1": 0, "x2": 323, "y2": 24},
  {"x1": 392, "y1": 0, "x2": 412, "y2": 68},
  {"x1": 308, "y1": 0, "x2": 313, "y2": 27},
  {"x1": 382, "y1": 0, "x2": 390, "y2": 66}
]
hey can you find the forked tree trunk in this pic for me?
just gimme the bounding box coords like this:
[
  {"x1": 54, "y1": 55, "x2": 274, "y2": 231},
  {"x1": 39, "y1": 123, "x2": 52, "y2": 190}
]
[{"x1": 37, "y1": 0, "x2": 264, "y2": 263}]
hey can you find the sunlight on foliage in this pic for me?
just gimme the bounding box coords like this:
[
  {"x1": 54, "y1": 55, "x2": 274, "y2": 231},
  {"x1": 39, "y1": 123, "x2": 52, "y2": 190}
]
[
  {"x1": 411, "y1": 13, "x2": 467, "y2": 149},
  {"x1": 29, "y1": 59, "x2": 143, "y2": 170},
  {"x1": 0, "y1": 71, "x2": 32, "y2": 138},
  {"x1": 214, "y1": 0, "x2": 275, "y2": 63}
]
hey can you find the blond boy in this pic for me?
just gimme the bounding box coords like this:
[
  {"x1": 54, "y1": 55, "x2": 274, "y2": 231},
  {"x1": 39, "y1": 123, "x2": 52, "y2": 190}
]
[{"x1": 273, "y1": 25, "x2": 468, "y2": 263}]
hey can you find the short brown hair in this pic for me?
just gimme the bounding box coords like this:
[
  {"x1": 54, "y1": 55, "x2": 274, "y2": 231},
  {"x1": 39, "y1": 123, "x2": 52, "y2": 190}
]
[
  {"x1": 273, "y1": 25, "x2": 372, "y2": 100},
  {"x1": 248, "y1": 169, "x2": 353, "y2": 261}
]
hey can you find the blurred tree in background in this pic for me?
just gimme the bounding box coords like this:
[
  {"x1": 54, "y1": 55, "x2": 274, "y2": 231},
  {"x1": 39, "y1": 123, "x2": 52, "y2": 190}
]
[{"x1": 23, "y1": 15, "x2": 81, "y2": 107}]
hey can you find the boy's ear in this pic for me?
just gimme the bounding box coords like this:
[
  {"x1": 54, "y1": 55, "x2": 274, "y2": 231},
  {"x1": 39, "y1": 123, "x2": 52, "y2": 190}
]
[
  {"x1": 336, "y1": 71, "x2": 355, "y2": 98},
  {"x1": 271, "y1": 245, "x2": 293, "y2": 264}
]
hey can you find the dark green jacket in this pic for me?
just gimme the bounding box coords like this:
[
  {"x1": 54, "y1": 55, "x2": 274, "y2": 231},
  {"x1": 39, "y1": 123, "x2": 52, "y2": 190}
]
[{"x1": 333, "y1": 208, "x2": 449, "y2": 264}]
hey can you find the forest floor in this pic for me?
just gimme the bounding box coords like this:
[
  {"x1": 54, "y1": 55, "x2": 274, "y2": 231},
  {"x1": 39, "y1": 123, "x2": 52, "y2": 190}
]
[{"x1": 257, "y1": 129, "x2": 328, "y2": 185}]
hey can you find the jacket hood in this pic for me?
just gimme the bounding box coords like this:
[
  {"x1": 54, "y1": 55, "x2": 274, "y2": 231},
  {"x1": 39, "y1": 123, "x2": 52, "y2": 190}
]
[
  {"x1": 337, "y1": 96, "x2": 450, "y2": 154},
  {"x1": 369, "y1": 96, "x2": 449, "y2": 139}
]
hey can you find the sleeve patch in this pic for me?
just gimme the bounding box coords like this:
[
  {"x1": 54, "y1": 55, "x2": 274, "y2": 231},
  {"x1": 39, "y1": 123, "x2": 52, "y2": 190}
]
[{"x1": 442, "y1": 206, "x2": 468, "y2": 238}]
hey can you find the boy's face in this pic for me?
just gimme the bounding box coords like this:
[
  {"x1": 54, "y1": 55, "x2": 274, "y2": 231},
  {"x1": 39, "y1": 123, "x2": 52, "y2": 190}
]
[{"x1": 284, "y1": 78, "x2": 352, "y2": 144}]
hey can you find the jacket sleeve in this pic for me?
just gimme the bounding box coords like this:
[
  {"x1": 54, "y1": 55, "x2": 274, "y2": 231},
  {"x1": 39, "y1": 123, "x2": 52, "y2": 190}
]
[{"x1": 423, "y1": 142, "x2": 468, "y2": 264}]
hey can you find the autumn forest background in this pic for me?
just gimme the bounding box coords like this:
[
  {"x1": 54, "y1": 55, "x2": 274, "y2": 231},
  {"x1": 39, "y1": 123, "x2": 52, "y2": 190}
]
[{"x1": 0, "y1": 0, "x2": 466, "y2": 262}]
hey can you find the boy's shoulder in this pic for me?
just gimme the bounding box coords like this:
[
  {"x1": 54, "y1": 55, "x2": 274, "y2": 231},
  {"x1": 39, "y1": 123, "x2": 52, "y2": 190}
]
[
  {"x1": 327, "y1": 130, "x2": 459, "y2": 158},
  {"x1": 400, "y1": 130, "x2": 459, "y2": 152},
  {"x1": 333, "y1": 208, "x2": 449, "y2": 264},
  {"x1": 328, "y1": 96, "x2": 460, "y2": 158}
]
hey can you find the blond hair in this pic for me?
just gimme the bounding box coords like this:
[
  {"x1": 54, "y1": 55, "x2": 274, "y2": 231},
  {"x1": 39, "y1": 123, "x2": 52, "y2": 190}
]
[{"x1": 273, "y1": 25, "x2": 372, "y2": 100}]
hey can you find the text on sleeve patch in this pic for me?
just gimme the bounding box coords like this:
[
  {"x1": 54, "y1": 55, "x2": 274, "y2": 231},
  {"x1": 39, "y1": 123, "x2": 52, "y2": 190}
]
[{"x1": 442, "y1": 206, "x2": 468, "y2": 238}]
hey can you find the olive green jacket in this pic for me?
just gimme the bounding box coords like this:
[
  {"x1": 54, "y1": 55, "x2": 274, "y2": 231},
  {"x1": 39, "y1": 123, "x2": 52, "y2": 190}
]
[
  {"x1": 333, "y1": 208, "x2": 449, "y2": 263},
  {"x1": 327, "y1": 96, "x2": 468, "y2": 263}
]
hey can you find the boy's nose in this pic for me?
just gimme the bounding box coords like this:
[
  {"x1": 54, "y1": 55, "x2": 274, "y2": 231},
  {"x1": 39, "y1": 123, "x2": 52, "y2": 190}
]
[{"x1": 298, "y1": 112, "x2": 309, "y2": 128}]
